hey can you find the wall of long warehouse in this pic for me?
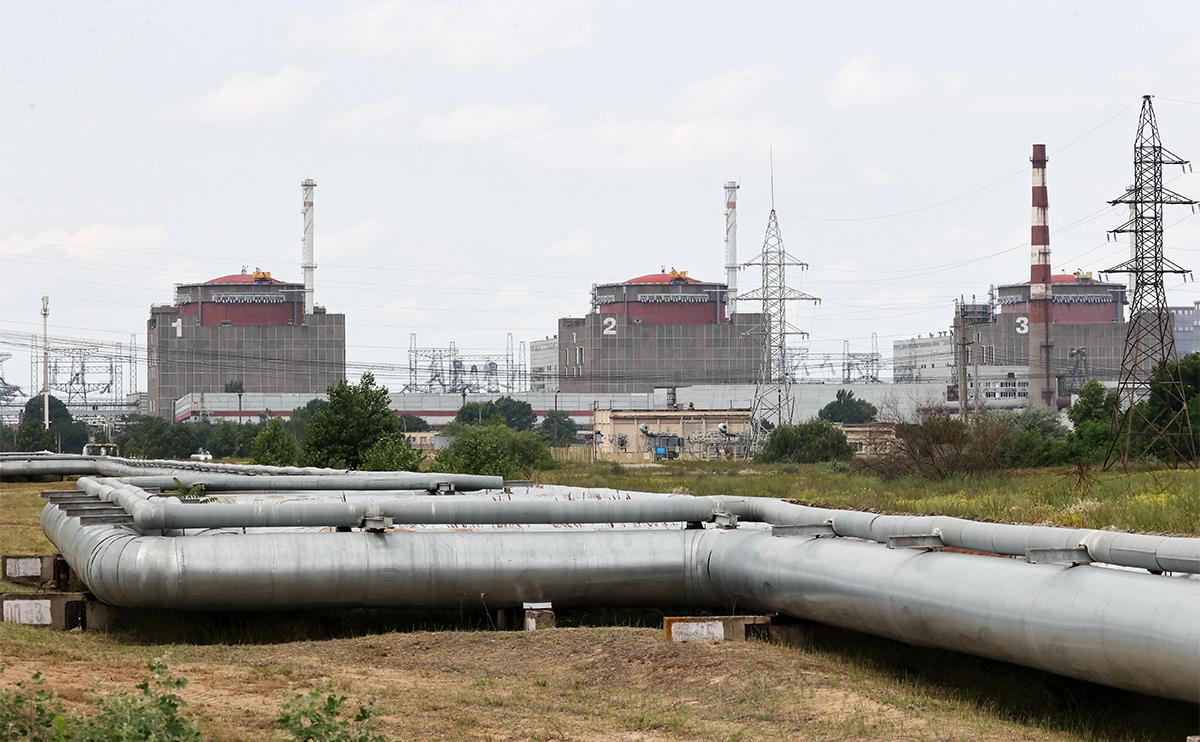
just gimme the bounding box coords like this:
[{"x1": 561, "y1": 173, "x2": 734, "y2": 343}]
[{"x1": 172, "y1": 383, "x2": 949, "y2": 428}]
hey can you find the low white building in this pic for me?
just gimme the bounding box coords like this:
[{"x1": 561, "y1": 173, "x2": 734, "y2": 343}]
[
  {"x1": 529, "y1": 337, "x2": 559, "y2": 392},
  {"x1": 893, "y1": 332, "x2": 955, "y2": 383}
]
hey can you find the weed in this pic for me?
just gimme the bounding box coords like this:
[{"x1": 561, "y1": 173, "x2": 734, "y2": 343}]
[{"x1": 276, "y1": 681, "x2": 385, "y2": 742}]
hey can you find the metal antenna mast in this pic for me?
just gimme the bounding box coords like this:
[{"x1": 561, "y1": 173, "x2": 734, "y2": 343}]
[
  {"x1": 1102, "y1": 95, "x2": 1197, "y2": 469},
  {"x1": 740, "y1": 158, "x2": 820, "y2": 438}
]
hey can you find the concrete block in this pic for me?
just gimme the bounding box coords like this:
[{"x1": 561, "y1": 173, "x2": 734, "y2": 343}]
[
  {"x1": 0, "y1": 592, "x2": 87, "y2": 630},
  {"x1": 523, "y1": 609, "x2": 556, "y2": 631},
  {"x1": 2, "y1": 555, "x2": 54, "y2": 586},
  {"x1": 663, "y1": 615, "x2": 770, "y2": 643}
]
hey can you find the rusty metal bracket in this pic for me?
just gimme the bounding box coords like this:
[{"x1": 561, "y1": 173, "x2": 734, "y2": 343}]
[
  {"x1": 771, "y1": 522, "x2": 836, "y2": 538},
  {"x1": 1026, "y1": 546, "x2": 1093, "y2": 566},
  {"x1": 886, "y1": 533, "x2": 944, "y2": 551},
  {"x1": 360, "y1": 515, "x2": 393, "y2": 533},
  {"x1": 713, "y1": 511, "x2": 739, "y2": 529}
]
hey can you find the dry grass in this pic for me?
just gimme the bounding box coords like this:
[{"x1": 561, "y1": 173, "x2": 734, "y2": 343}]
[
  {"x1": 2, "y1": 480, "x2": 1197, "y2": 740},
  {"x1": 0, "y1": 620, "x2": 1171, "y2": 742},
  {"x1": 539, "y1": 461, "x2": 1200, "y2": 536}
]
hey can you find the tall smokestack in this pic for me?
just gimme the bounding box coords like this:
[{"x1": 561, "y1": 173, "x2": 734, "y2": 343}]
[
  {"x1": 724, "y1": 180, "x2": 739, "y2": 318},
  {"x1": 1029, "y1": 145, "x2": 1054, "y2": 408},
  {"x1": 301, "y1": 178, "x2": 317, "y2": 316}
]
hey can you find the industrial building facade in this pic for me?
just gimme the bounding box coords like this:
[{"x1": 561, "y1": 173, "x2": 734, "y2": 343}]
[
  {"x1": 1169, "y1": 300, "x2": 1200, "y2": 357},
  {"x1": 557, "y1": 270, "x2": 764, "y2": 394},
  {"x1": 147, "y1": 270, "x2": 346, "y2": 419},
  {"x1": 528, "y1": 337, "x2": 559, "y2": 392},
  {"x1": 591, "y1": 407, "x2": 752, "y2": 461},
  {"x1": 897, "y1": 272, "x2": 1127, "y2": 397}
]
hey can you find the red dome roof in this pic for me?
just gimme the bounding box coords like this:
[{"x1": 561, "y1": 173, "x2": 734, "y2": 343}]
[
  {"x1": 205, "y1": 272, "x2": 286, "y2": 285},
  {"x1": 624, "y1": 271, "x2": 702, "y2": 285}
]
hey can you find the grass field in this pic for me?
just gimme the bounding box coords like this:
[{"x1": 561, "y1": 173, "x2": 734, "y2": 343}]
[
  {"x1": 1, "y1": 475, "x2": 1198, "y2": 740},
  {"x1": 539, "y1": 461, "x2": 1200, "y2": 536}
]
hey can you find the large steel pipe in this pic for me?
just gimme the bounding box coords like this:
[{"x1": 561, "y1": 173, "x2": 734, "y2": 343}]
[
  {"x1": 39, "y1": 505, "x2": 1200, "y2": 703},
  {"x1": 701, "y1": 528, "x2": 1200, "y2": 703},
  {"x1": 41, "y1": 506, "x2": 694, "y2": 611}
]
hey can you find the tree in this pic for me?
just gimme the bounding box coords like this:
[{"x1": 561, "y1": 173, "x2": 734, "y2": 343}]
[
  {"x1": 493, "y1": 396, "x2": 536, "y2": 431},
  {"x1": 359, "y1": 435, "x2": 423, "y2": 471},
  {"x1": 287, "y1": 398, "x2": 329, "y2": 445},
  {"x1": 1068, "y1": 380, "x2": 1118, "y2": 428},
  {"x1": 756, "y1": 420, "x2": 853, "y2": 464},
  {"x1": 223, "y1": 380, "x2": 245, "y2": 394},
  {"x1": 455, "y1": 401, "x2": 504, "y2": 426},
  {"x1": 454, "y1": 397, "x2": 535, "y2": 430},
  {"x1": 251, "y1": 418, "x2": 301, "y2": 467},
  {"x1": 207, "y1": 421, "x2": 241, "y2": 459},
  {"x1": 303, "y1": 373, "x2": 398, "y2": 469},
  {"x1": 117, "y1": 416, "x2": 201, "y2": 459},
  {"x1": 17, "y1": 395, "x2": 88, "y2": 453},
  {"x1": 817, "y1": 389, "x2": 878, "y2": 424},
  {"x1": 537, "y1": 410, "x2": 578, "y2": 447},
  {"x1": 435, "y1": 425, "x2": 554, "y2": 479},
  {"x1": 395, "y1": 413, "x2": 431, "y2": 432}
]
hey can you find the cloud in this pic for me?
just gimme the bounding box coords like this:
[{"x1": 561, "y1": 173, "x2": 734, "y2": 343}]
[
  {"x1": 829, "y1": 55, "x2": 919, "y2": 107},
  {"x1": 291, "y1": 0, "x2": 592, "y2": 68},
  {"x1": 520, "y1": 115, "x2": 801, "y2": 172},
  {"x1": 0, "y1": 224, "x2": 167, "y2": 261},
  {"x1": 182, "y1": 66, "x2": 321, "y2": 122},
  {"x1": 543, "y1": 230, "x2": 600, "y2": 258},
  {"x1": 319, "y1": 97, "x2": 409, "y2": 138},
  {"x1": 322, "y1": 220, "x2": 385, "y2": 258},
  {"x1": 421, "y1": 103, "x2": 554, "y2": 142},
  {"x1": 674, "y1": 65, "x2": 776, "y2": 115}
]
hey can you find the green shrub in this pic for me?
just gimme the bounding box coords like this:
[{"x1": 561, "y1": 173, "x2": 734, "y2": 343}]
[
  {"x1": 436, "y1": 424, "x2": 554, "y2": 479},
  {"x1": 251, "y1": 418, "x2": 302, "y2": 467},
  {"x1": 73, "y1": 659, "x2": 202, "y2": 741},
  {"x1": 304, "y1": 373, "x2": 399, "y2": 469},
  {"x1": 757, "y1": 420, "x2": 852, "y2": 464},
  {"x1": 537, "y1": 410, "x2": 578, "y2": 447},
  {"x1": 359, "y1": 435, "x2": 424, "y2": 472},
  {"x1": 0, "y1": 660, "x2": 202, "y2": 741},
  {"x1": 0, "y1": 670, "x2": 71, "y2": 741},
  {"x1": 276, "y1": 682, "x2": 385, "y2": 742}
]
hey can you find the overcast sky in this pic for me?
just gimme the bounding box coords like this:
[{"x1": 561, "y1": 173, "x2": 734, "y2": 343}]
[{"x1": 2, "y1": 0, "x2": 1200, "y2": 392}]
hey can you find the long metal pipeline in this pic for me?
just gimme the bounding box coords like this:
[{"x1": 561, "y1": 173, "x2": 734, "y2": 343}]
[
  {"x1": 1, "y1": 453, "x2": 502, "y2": 492},
  {"x1": 9, "y1": 454, "x2": 1200, "y2": 701},
  {"x1": 69, "y1": 475, "x2": 1200, "y2": 574},
  {"x1": 37, "y1": 503, "x2": 1200, "y2": 702}
]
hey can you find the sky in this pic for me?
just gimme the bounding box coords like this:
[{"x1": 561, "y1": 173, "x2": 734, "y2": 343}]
[{"x1": 2, "y1": 0, "x2": 1200, "y2": 394}]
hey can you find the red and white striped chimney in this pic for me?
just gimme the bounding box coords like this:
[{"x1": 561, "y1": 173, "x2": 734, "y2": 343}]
[{"x1": 1028, "y1": 144, "x2": 1054, "y2": 408}]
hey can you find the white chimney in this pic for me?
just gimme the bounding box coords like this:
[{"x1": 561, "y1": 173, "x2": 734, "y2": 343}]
[
  {"x1": 301, "y1": 178, "x2": 317, "y2": 316},
  {"x1": 724, "y1": 180, "x2": 739, "y2": 319}
]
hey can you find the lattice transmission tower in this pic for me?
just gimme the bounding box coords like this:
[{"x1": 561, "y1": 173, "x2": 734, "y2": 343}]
[
  {"x1": 1102, "y1": 95, "x2": 1197, "y2": 469},
  {"x1": 740, "y1": 197, "x2": 819, "y2": 439}
]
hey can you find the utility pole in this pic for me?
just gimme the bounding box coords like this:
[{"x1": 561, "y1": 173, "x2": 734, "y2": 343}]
[
  {"x1": 740, "y1": 157, "x2": 820, "y2": 441},
  {"x1": 954, "y1": 300, "x2": 972, "y2": 424},
  {"x1": 41, "y1": 296, "x2": 49, "y2": 430},
  {"x1": 1102, "y1": 95, "x2": 1197, "y2": 469}
]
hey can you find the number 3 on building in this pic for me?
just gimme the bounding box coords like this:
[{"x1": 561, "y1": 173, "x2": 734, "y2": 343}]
[
  {"x1": 1015, "y1": 316, "x2": 1029, "y2": 335},
  {"x1": 602, "y1": 317, "x2": 617, "y2": 336}
]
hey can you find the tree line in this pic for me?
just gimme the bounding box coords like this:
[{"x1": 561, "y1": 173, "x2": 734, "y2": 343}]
[{"x1": 758, "y1": 354, "x2": 1200, "y2": 476}]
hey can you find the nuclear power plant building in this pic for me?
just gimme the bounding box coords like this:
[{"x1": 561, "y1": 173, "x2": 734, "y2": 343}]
[
  {"x1": 557, "y1": 270, "x2": 764, "y2": 394},
  {"x1": 147, "y1": 270, "x2": 346, "y2": 419}
]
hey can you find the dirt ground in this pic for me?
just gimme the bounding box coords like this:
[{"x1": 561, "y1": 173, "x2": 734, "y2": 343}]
[{"x1": 0, "y1": 623, "x2": 1082, "y2": 741}]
